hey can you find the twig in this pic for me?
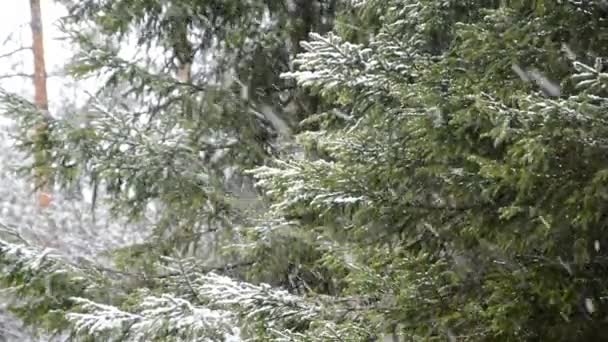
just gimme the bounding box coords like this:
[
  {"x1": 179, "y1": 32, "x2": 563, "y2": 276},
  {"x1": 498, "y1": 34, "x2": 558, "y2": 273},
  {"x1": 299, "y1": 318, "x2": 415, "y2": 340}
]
[
  {"x1": 0, "y1": 46, "x2": 31, "y2": 59},
  {"x1": 0, "y1": 73, "x2": 33, "y2": 80},
  {"x1": 177, "y1": 258, "x2": 203, "y2": 303},
  {"x1": 156, "y1": 260, "x2": 256, "y2": 279},
  {"x1": 0, "y1": 71, "x2": 63, "y2": 80},
  {"x1": 0, "y1": 222, "x2": 29, "y2": 245}
]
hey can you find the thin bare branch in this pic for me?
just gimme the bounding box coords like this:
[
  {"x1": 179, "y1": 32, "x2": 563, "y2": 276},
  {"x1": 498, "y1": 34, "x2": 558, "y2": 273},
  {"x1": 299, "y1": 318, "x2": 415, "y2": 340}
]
[
  {"x1": 0, "y1": 73, "x2": 34, "y2": 80},
  {"x1": 0, "y1": 46, "x2": 32, "y2": 60},
  {"x1": 0, "y1": 72, "x2": 63, "y2": 81}
]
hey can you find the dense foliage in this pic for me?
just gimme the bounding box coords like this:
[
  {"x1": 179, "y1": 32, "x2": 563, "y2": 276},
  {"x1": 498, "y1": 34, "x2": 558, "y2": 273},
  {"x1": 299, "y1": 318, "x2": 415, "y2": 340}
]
[
  {"x1": 253, "y1": 0, "x2": 608, "y2": 339},
  {"x1": 3, "y1": 0, "x2": 608, "y2": 340}
]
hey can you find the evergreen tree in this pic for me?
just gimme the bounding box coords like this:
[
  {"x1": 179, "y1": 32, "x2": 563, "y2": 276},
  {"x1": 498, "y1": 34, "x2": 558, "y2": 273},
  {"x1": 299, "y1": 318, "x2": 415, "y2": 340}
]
[
  {"x1": 250, "y1": 0, "x2": 608, "y2": 339},
  {"x1": 0, "y1": 0, "x2": 339, "y2": 340},
  {"x1": 4, "y1": 0, "x2": 608, "y2": 340}
]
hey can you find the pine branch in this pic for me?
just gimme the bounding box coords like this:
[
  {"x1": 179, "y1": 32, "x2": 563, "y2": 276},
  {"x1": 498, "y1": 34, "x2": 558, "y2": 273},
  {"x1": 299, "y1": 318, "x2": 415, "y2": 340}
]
[{"x1": 156, "y1": 260, "x2": 255, "y2": 279}]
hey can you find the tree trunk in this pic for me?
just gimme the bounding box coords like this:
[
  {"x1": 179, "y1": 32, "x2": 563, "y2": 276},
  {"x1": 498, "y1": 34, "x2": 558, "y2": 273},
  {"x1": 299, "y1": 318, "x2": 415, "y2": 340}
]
[
  {"x1": 177, "y1": 61, "x2": 191, "y2": 82},
  {"x1": 29, "y1": 0, "x2": 51, "y2": 208}
]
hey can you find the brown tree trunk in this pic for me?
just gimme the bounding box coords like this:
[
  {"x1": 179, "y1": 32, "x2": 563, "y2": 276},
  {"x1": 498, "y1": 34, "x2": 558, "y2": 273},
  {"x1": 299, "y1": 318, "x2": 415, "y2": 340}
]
[
  {"x1": 30, "y1": 0, "x2": 48, "y2": 111},
  {"x1": 169, "y1": 5, "x2": 193, "y2": 83},
  {"x1": 30, "y1": 0, "x2": 51, "y2": 208},
  {"x1": 177, "y1": 61, "x2": 192, "y2": 83}
]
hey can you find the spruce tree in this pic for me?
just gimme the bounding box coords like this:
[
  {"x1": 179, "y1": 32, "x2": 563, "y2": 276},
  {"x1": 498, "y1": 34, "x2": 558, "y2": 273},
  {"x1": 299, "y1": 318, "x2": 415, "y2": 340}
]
[
  {"x1": 251, "y1": 0, "x2": 608, "y2": 339},
  {"x1": 4, "y1": 0, "x2": 608, "y2": 341},
  {"x1": 0, "y1": 0, "x2": 337, "y2": 340}
]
